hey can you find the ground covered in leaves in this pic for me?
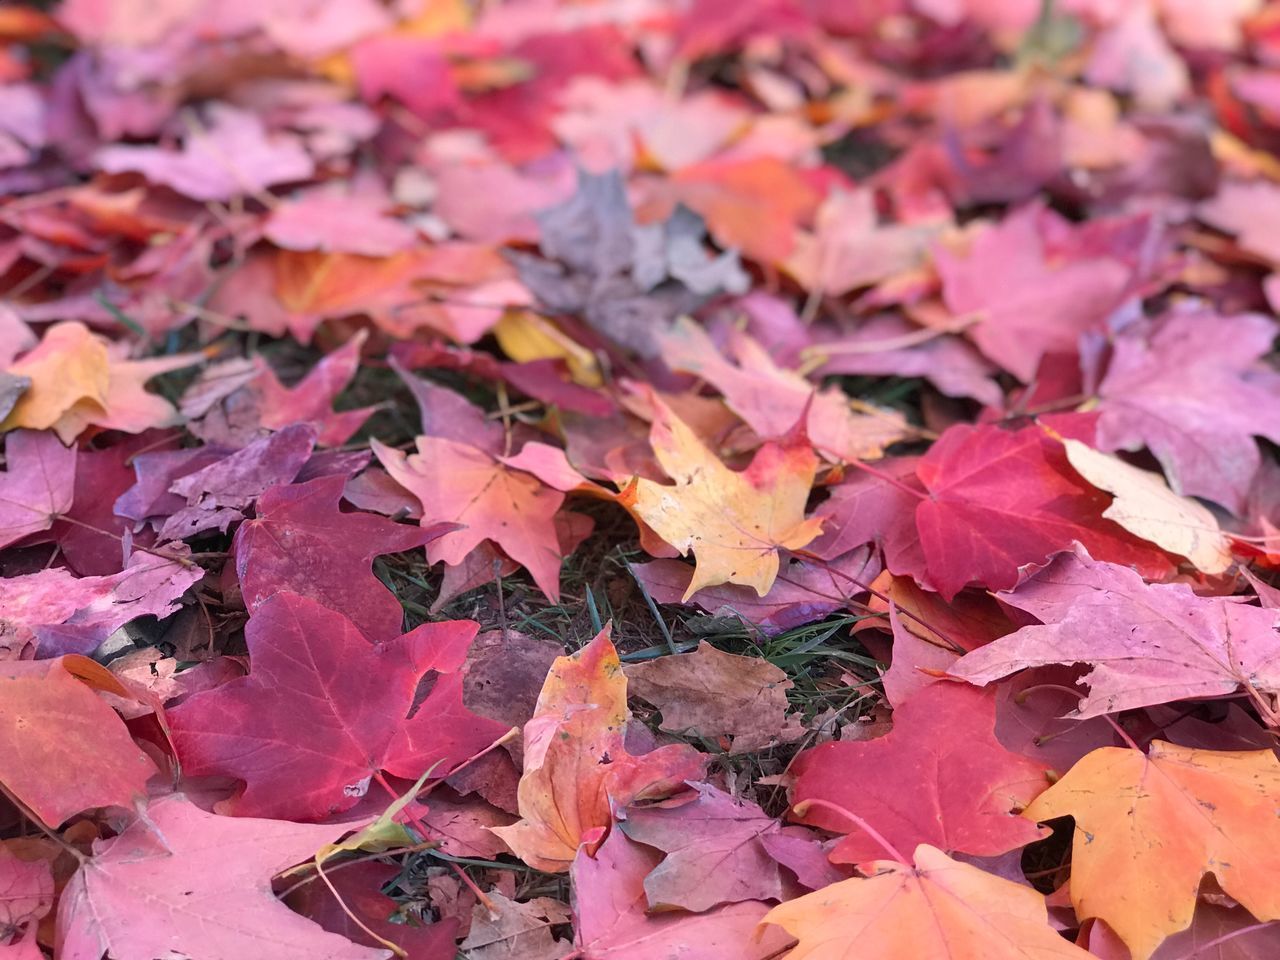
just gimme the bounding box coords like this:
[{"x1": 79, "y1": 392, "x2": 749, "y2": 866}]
[{"x1": 3, "y1": 1, "x2": 1280, "y2": 959}]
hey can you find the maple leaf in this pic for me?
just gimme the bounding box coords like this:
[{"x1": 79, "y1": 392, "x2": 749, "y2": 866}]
[
  {"x1": 950, "y1": 548, "x2": 1280, "y2": 721},
  {"x1": 50, "y1": 349, "x2": 202, "y2": 443},
  {"x1": 458, "y1": 890, "x2": 571, "y2": 960},
  {"x1": 621, "y1": 394, "x2": 822, "y2": 600},
  {"x1": 1, "y1": 551, "x2": 203, "y2": 658},
  {"x1": 624, "y1": 642, "x2": 804, "y2": 754},
  {"x1": 57, "y1": 794, "x2": 390, "y2": 960},
  {"x1": 1059, "y1": 437, "x2": 1233, "y2": 575},
  {"x1": 1023, "y1": 742, "x2": 1280, "y2": 960},
  {"x1": 790, "y1": 682, "x2": 1049, "y2": 864},
  {"x1": 491, "y1": 627, "x2": 706, "y2": 873},
  {"x1": 630, "y1": 546, "x2": 878, "y2": 635},
  {"x1": 252, "y1": 332, "x2": 377, "y2": 446},
  {"x1": 0, "y1": 429, "x2": 74, "y2": 551},
  {"x1": 95, "y1": 104, "x2": 315, "y2": 202},
  {"x1": 1094, "y1": 308, "x2": 1280, "y2": 513},
  {"x1": 0, "y1": 657, "x2": 157, "y2": 827},
  {"x1": 0, "y1": 841, "x2": 53, "y2": 946},
  {"x1": 934, "y1": 203, "x2": 1130, "y2": 381},
  {"x1": 619, "y1": 782, "x2": 838, "y2": 912},
  {"x1": 658, "y1": 318, "x2": 910, "y2": 461},
  {"x1": 233, "y1": 476, "x2": 448, "y2": 643},
  {"x1": 168, "y1": 593, "x2": 511, "y2": 821},
  {"x1": 758, "y1": 843, "x2": 1094, "y2": 960},
  {"x1": 372, "y1": 436, "x2": 567, "y2": 603},
  {"x1": 913, "y1": 421, "x2": 1173, "y2": 598},
  {"x1": 571, "y1": 829, "x2": 795, "y2": 959},
  {"x1": 0, "y1": 322, "x2": 109, "y2": 434},
  {"x1": 264, "y1": 190, "x2": 416, "y2": 258}
]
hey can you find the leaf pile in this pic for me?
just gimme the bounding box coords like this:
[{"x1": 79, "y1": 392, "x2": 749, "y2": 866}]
[{"x1": 2, "y1": 2, "x2": 1280, "y2": 959}]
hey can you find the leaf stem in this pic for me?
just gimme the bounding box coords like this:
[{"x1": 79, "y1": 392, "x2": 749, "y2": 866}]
[{"x1": 791, "y1": 797, "x2": 910, "y2": 865}]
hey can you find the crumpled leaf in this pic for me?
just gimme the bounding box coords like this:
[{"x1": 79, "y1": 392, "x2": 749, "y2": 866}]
[
  {"x1": 169, "y1": 592, "x2": 510, "y2": 821},
  {"x1": 1, "y1": 551, "x2": 203, "y2": 659},
  {"x1": 0, "y1": 656, "x2": 157, "y2": 827},
  {"x1": 950, "y1": 548, "x2": 1280, "y2": 720},
  {"x1": 0, "y1": 429, "x2": 75, "y2": 551},
  {"x1": 624, "y1": 642, "x2": 804, "y2": 754},
  {"x1": 491, "y1": 627, "x2": 706, "y2": 873},
  {"x1": 1023, "y1": 742, "x2": 1280, "y2": 960},
  {"x1": 57, "y1": 794, "x2": 390, "y2": 960},
  {"x1": 622, "y1": 394, "x2": 822, "y2": 600},
  {"x1": 759, "y1": 843, "x2": 1093, "y2": 960},
  {"x1": 459, "y1": 890, "x2": 571, "y2": 960},
  {"x1": 790, "y1": 682, "x2": 1049, "y2": 864},
  {"x1": 233, "y1": 476, "x2": 447, "y2": 643}
]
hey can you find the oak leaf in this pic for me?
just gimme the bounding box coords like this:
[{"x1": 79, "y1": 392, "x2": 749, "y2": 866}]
[
  {"x1": 1022, "y1": 742, "x2": 1280, "y2": 960},
  {"x1": 57, "y1": 794, "x2": 389, "y2": 960},
  {"x1": 759, "y1": 843, "x2": 1093, "y2": 960},
  {"x1": 622, "y1": 394, "x2": 822, "y2": 600},
  {"x1": 491, "y1": 627, "x2": 706, "y2": 873}
]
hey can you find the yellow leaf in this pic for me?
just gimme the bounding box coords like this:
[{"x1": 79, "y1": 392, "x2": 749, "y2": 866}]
[
  {"x1": 1060, "y1": 438, "x2": 1232, "y2": 574},
  {"x1": 492, "y1": 309, "x2": 601, "y2": 387},
  {"x1": 622, "y1": 393, "x2": 822, "y2": 600},
  {"x1": 1, "y1": 323, "x2": 109, "y2": 434}
]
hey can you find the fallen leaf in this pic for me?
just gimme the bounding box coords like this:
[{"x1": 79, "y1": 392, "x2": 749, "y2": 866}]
[
  {"x1": 491, "y1": 627, "x2": 706, "y2": 872},
  {"x1": 0, "y1": 323, "x2": 109, "y2": 434},
  {"x1": 372, "y1": 436, "x2": 567, "y2": 602},
  {"x1": 1023, "y1": 742, "x2": 1280, "y2": 960},
  {"x1": 95, "y1": 104, "x2": 315, "y2": 202},
  {"x1": 233, "y1": 475, "x2": 447, "y2": 643},
  {"x1": 759, "y1": 843, "x2": 1093, "y2": 959},
  {"x1": 0, "y1": 841, "x2": 53, "y2": 946},
  {"x1": 0, "y1": 657, "x2": 157, "y2": 827},
  {"x1": 950, "y1": 547, "x2": 1280, "y2": 721},
  {"x1": 459, "y1": 890, "x2": 571, "y2": 960},
  {"x1": 571, "y1": 829, "x2": 794, "y2": 959},
  {"x1": 624, "y1": 642, "x2": 804, "y2": 754},
  {"x1": 619, "y1": 782, "x2": 833, "y2": 912},
  {"x1": 168, "y1": 592, "x2": 510, "y2": 820},
  {"x1": 1059, "y1": 437, "x2": 1232, "y2": 575},
  {"x1": 1094, "y1": 308, "x2": 1280, "y2": 513},
  {"x1": 57, "y1": 794, "x2": 389, "y2": 960},
  {"x1": 790, "y1": 682, "x2": 1049, "y2": 864},
  {"x1": 623, "y1": 394, "x2": 822, "y2": 600},
  {"x1": 0, "y1": 429, "x2": 74, "y2": 551},
  {"x1": 0, "y1": 550, "x2": 203, "y2": 658}
]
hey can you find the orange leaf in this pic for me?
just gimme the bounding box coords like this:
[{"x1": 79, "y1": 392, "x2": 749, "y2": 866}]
[
  {"x1": 0, "y1": 322, "x2": 109, "y2": 434},
  {"x1": 371, "y1": 435, "x2": 567, "y2": 602},
  {"x1": 491, "y1": 627, "x2": 705, "y2": 872},
  {"x1": 759, "y1": 843, "x2": 1093, "y2": 960},
  {"x1": 669, "y1": 157, "x2": 821, "y2": 265},
  {"x1": 1022, "y1": 742, "x2": 1280, "y2": 960},
  {"x1": 623, "y1": 393, "x2": 822, "y2": 600},
  {"x1": 0, "y1": 658, "x2": 157, "y2": 827}
]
